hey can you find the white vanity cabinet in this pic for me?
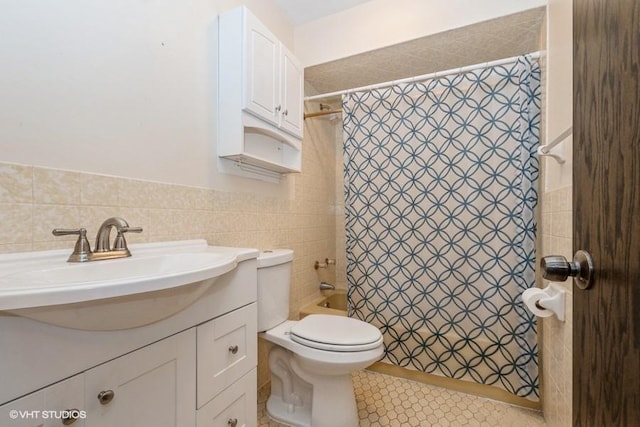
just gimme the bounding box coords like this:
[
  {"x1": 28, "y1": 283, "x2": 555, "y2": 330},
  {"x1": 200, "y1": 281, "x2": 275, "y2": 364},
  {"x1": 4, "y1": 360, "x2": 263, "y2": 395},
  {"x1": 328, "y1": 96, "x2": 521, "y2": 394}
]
[
  {"x1": 218, "y1": 6, "x2": 303, "y2": 177},
  {"x1": 0, "y1": 251, "x2": 259, "y2": 427},
  {"x1": 0, "y1": 310, "x2": 255, "y2": 427}
]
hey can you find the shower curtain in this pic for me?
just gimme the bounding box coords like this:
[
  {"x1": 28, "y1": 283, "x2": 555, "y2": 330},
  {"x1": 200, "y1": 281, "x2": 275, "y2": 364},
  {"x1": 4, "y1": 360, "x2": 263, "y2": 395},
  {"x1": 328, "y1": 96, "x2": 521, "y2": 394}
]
[{"x1": 342, "y1": 55, "x2": 540, "y2": 400}]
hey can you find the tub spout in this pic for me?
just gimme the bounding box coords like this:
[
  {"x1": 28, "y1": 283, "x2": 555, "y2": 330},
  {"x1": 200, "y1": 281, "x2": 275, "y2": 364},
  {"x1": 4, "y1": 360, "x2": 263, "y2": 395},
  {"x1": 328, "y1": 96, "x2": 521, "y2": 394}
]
[{"x1": 319, "y1": 281, "x2": 335, "y2": 291}]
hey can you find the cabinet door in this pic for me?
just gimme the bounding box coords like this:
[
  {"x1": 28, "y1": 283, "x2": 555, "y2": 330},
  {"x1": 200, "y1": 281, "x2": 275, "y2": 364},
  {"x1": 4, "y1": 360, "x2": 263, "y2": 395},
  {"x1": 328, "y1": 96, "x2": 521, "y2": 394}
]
[
  {"x1": 0, "y1": 375, "x2": 85, "y2": 427},
  {"x1": 243, "y1": 11, "x2": 279, "y2": 126},
  {"x1": 197, "y1": 303, "x2": 257, "y2": 408},
  {"x1": 0, "y1": 390, "x2": 44, "y2": 427},
  {"x1": 85, "y1": 330, "x2": 195, "y2": 427},
  {"x1": 280, "y1": 45, "x2": 304, "y2": 138},
  {"x1": 196, "y1": 369, "x2": 256, "y2": 427}
]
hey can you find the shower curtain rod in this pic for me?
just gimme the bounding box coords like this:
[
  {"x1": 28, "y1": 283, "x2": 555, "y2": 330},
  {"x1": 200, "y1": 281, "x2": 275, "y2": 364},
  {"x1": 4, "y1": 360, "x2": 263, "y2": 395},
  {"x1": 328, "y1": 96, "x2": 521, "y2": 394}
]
[
  {"x1": 305, "y1": 51, "x2": 543, "y2": 102},
  {"x1": 303, "y1": 109, "x2": 343, "y2": 119}
]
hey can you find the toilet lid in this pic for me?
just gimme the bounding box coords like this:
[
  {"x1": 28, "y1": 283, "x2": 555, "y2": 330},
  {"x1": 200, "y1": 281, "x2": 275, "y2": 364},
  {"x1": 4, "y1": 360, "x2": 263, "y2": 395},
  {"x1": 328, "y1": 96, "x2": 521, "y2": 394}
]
[{"x1": 290, "y1": 314, "x2": 383, "y2": 352}]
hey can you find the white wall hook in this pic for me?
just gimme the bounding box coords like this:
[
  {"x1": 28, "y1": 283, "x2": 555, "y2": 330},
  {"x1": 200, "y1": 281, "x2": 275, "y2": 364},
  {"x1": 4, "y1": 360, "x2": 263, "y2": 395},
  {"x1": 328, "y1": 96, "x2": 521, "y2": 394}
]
[{"x1": 537, "y1": 145, "x2": 566, "y2": 164}]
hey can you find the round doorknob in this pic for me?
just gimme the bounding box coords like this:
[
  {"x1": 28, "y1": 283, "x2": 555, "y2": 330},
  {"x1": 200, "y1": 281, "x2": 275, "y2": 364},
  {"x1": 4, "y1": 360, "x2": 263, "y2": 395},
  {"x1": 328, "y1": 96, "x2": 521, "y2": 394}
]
[
  {"x1": 540, "y1": 256, "x2": 576, "y2": 281},
  {"x1": 540, "y1": 250, "x2": 594, "y2": 290},
  {"x1": 228, "y1": 418, "x2": 238, "y2": 427},
  {"x1": 228, "y1": 345, "x2": 239, "y2": 355}
]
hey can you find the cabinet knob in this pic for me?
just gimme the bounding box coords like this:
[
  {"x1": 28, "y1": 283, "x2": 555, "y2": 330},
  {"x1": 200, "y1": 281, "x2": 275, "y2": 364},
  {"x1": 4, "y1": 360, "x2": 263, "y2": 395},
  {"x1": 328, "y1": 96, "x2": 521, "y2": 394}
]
[
  {"x1": 283, "y1": 109, "x2": 288, "y2": 116},
  {"x1": 61, "y1": 409, "x2": 80, "y2": 425},
  {"x1": 228, "y1": 418, "x2": 238, "y2": 427},
  {"x1": 275, "y1": 105, "x2": 281, "y2": 112},
  {"x1": 228, "y1": 345, "x2": 239, "y2": 355},
  {"x1": 97, "y1": 389, "x2": 115, "y2": 405}
]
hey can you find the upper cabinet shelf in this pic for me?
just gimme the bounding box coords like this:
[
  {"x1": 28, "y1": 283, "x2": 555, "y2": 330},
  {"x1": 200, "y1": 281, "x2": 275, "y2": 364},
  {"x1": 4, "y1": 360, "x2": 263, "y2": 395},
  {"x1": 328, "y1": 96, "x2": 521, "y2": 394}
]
[{"x1": 218, "y1": 6, "x2": 304, "y2": 179}]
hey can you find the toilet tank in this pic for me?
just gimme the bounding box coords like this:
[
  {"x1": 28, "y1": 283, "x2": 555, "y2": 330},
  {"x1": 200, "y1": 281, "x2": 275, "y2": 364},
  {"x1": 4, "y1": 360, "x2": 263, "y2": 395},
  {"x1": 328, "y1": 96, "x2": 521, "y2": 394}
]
[{"x1": 257, "y1": 249, "x2": 294, "y2": 332}]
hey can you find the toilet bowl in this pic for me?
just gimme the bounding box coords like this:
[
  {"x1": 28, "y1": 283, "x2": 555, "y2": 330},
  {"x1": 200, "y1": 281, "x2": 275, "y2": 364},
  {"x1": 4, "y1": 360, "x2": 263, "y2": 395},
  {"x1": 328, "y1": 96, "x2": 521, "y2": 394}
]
[{"x1": 257, "y1": 250, "x2": 384, "y2": 427}]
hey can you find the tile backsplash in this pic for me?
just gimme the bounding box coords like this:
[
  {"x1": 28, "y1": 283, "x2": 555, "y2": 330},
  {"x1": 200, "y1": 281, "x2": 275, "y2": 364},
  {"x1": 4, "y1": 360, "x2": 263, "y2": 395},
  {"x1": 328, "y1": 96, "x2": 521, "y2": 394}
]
[{"x1": 0, "y1": 160, "x2": 336, "y2": 317}]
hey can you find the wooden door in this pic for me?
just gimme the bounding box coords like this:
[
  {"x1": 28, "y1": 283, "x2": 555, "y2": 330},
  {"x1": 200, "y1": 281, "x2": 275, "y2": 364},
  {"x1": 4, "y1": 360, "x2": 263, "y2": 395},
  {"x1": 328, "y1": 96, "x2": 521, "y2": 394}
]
[{"x1": 573, "y1": 0, "x2": 640, "y2": 425}]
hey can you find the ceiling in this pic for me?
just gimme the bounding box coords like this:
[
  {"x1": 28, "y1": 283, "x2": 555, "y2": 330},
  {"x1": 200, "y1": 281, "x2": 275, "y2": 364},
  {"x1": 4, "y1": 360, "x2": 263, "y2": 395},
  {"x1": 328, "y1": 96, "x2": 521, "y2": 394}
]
[
  {"x1": 304, "y1": 7, "x2": 546, "y2": 98},
  {"x1": 274, "y1": 0, "x2": 373, "y2": 26}
]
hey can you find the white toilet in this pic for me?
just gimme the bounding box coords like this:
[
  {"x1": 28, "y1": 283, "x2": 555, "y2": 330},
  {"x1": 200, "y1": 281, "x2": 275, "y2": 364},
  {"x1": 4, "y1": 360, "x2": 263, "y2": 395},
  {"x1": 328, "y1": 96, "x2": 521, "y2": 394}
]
[{"x1": 257, "y1": 249, "x2": 384, "y2": 427}]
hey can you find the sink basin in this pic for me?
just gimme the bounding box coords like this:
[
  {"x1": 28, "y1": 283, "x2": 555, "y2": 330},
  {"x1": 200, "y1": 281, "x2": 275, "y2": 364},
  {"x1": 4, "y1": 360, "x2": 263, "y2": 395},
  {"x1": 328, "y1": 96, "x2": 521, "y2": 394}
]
[{"x1": 0, "y1": 240, "x2": 248, "y2": 330}]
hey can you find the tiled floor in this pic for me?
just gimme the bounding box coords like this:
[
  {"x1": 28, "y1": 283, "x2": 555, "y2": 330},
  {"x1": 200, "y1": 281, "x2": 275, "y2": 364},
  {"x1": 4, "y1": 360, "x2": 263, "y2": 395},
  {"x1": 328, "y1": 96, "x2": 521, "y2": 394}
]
[{"x1": 258, "y1": 370, "x2": 546, "y2": 427}]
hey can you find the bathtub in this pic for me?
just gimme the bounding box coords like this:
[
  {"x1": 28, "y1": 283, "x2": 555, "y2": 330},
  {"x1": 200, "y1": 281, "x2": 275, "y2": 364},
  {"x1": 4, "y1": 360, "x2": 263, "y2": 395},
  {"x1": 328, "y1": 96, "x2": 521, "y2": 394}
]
[{"x1": 299, "y1": 289, "x2": 347, "y2": 318}]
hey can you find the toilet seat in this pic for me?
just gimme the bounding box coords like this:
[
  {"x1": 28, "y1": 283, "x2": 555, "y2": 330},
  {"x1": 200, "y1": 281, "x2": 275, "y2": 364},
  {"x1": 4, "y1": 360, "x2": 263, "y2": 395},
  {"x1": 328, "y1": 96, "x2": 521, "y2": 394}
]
[{"x1": 290, "y1": 314, "x2": 383, "y2": 352}]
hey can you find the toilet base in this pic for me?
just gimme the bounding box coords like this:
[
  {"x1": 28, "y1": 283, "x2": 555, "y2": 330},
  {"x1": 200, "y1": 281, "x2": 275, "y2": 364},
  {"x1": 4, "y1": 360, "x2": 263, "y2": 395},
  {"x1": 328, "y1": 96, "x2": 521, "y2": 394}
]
[
  {"x1": 266, "y1": 372, "x2": 358, "y2": 427},
  {"x1": 267, "y1": 395, "x2": 312, "y2": 427},
  {"x1": 266, "y1": 346, "x2": 359, "y2": 427}
]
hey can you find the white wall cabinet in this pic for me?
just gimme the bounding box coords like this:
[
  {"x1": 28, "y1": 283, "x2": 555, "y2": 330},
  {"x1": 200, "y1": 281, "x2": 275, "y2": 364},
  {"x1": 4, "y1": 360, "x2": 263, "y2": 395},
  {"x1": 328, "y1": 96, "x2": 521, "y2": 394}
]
[
  {"x1": 218, "y1": 6, "x2": 303, "y2": 179},
  {"x1": 240, "y1": 8, "x2": 303, "y2": 139},
  {"x1": 278, "y1": 46, "x2": 304, "y2": 137}
]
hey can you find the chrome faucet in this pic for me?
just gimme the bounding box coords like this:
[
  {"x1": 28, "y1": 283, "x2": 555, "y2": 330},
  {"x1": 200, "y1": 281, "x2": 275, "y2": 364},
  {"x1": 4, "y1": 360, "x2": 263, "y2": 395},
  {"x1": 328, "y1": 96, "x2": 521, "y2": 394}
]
[
  {"x1": 95, "y1": 216, "x2": 142, "y2": 255},
  {"x1": 319, "y1": 281, "x2": 335, "y2": 291},
  {"x1": 53, "y1": 217, "x2": 143, "y2": 262}
]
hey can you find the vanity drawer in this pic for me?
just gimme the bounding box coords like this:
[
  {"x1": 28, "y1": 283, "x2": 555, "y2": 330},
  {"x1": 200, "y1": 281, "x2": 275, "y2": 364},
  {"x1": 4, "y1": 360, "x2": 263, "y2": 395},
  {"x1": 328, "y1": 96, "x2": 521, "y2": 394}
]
[
  {"x1": 196, "y1": 368, "x2": 256, "y2": 427},
  {"x1": 197, "y1": 303, "x2": 257, "y2": 408}
]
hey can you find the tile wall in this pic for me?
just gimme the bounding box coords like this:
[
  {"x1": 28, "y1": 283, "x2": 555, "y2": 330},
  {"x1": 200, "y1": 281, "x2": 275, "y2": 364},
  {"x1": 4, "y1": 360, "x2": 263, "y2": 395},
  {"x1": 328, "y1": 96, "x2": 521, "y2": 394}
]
[
  {"x1": 539, "y1": 185, "x2": 573, "y2": 427},
  {"x1": 540, "y1": 0, "x2": 573, "y2": 424}
]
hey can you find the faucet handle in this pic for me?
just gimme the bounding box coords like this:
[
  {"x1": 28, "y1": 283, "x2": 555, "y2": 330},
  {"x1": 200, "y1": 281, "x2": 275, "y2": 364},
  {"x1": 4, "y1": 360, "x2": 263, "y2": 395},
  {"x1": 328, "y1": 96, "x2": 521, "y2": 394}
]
[
  {"x1": 52, "y1": 228, "x2": 93, "y2": 262},
  {"x1": 121, "y1": 226, "x2": 143, "y2": 234},
  {"x1": 52, "y1": 228, "x2": 86, "y2": 237},
  {"x1": 113, "y1": 226, "x2": 143, "y2": 251}
]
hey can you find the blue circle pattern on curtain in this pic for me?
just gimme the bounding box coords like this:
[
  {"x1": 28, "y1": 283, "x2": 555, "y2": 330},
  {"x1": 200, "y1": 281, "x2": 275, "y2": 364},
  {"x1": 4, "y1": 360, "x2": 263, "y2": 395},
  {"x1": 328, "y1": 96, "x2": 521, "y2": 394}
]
[{"x1": 342, "y1": 56, "x2": 541, "y2": 400}]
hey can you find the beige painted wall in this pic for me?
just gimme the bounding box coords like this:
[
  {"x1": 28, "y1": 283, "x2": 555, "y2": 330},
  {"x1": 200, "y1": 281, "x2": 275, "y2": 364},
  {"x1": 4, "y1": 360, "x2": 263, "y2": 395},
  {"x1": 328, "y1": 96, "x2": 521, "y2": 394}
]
[{"x1": 0, "y1": 0, "x2": 293, "y2": 195}]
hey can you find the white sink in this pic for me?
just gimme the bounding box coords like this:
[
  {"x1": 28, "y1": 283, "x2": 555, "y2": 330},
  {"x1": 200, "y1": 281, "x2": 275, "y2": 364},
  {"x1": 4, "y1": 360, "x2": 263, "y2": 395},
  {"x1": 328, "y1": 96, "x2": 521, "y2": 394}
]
[{"x1": 0, "y1": 240, "x2": 248, "y2": 330}]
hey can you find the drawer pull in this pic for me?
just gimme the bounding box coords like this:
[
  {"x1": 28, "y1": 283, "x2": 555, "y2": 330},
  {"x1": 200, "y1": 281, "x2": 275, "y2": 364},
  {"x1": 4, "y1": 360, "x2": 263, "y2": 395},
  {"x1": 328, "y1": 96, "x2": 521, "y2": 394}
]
[
  {"x1": 228, "y1": 418, "x2": 238, "y2": 427},
  {"x1": 97, "y1": 389, "x2": 115, "y2": 405},
  {"x1": 61, "y1": 409, "x2": 80, "y2": 425},
  {"x1": 228, "y1": 345, "x2": 239, "y2": 355}
]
